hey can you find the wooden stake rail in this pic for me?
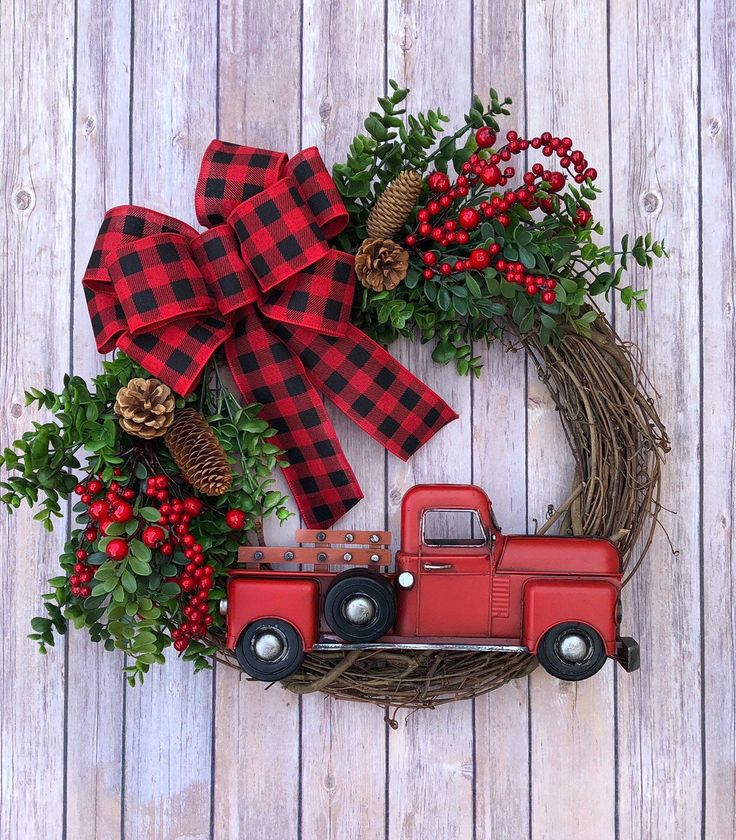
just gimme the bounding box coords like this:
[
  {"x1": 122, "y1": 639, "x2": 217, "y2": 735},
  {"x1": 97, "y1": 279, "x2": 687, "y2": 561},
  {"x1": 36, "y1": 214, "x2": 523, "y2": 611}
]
[{"x1": 237, "y1": 546, "x2": 392, "y2": 568}]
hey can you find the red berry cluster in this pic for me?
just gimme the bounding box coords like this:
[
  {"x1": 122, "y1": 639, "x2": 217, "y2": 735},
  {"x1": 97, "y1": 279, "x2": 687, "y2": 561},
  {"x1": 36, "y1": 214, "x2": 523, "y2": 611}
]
[
  {"x1": 69, "y1": 549, "x2": 94, "y2": 598},
  {"x1": 403, "y1": 128, "x2": 598, "y2": 304},
  {"x1": 171, "y1": 532, "x2": 214, "y2": 652}
]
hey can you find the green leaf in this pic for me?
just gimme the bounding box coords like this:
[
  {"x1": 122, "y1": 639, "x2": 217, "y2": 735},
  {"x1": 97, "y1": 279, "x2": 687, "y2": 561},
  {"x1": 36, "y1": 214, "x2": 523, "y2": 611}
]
[
  {"x1": 128, "y1": 540, "x2": 152, "y2": 563},
  {"x1": 121, "y1": 569, "x2": 137, "y2": 593},
  {"x1": 465, "y1": 273, "x2": 482, "y2": 298},
  {"x1": 138, "y1": 506, "x2": 160, "y2": 522},
  {"x1": 431, "y1": 341, "x2": 456, "y2": 365},
  {"x1": 128, "y1": 556, "x2": 152, "y2": 576}
]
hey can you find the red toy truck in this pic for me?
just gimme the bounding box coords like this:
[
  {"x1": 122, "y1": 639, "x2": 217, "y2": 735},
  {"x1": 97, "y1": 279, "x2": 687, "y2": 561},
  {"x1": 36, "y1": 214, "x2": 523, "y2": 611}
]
[{"x1": 221, "y1": 485, "x2": 640, "y2": 683}]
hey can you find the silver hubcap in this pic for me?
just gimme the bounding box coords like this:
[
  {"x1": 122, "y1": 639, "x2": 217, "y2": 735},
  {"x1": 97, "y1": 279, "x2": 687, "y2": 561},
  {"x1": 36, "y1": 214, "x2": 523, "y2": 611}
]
[
  {"x1": 252, "y1": 629, "x2": 286, "y2": 662},
  {"x1": 557, "y1": 632, "x2": 592, "y2": 664},
  {"x1": 342, "y1": 594, "x2": 377, "y2": 626}
]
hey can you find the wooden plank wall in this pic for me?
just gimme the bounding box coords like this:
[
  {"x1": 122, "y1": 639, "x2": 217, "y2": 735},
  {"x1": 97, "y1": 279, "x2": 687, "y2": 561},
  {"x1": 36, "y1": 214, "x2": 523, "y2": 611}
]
[{"x1": 1, "y1": 1, "x2": 733, "y2": 838}]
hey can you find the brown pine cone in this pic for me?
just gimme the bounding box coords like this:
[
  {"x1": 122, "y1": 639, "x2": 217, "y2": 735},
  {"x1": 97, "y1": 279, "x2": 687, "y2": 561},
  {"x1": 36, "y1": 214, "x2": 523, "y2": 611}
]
[
  {"x1": 164, "y1": 408, "x2": 233, "y2": 496},
  {"x1": 114, "y1": 378, "x2": 175, "y2": 439},
  {"x1": 366, "y1": 169, "x2": 423, "y2": 239},
  {"x1": 355, "y1": 238, "x2": 410, "y2": 292}
]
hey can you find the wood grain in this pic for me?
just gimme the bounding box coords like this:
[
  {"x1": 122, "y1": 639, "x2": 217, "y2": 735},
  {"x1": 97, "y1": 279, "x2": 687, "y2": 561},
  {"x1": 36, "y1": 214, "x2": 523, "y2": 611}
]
[
  {"x1": 0, "y1": 2, "x2": 73, "y2": 838},
  {"x1": 701, "y1": 2, "x2": 736, "y2": 837},
  {"x1": 524, "y1": 3, "x2": 616, "y2": 837},
  {"x1": 64, "y1": 3, "x2": 131, "y2": 838},
  {"x1": 122, "y1": 3, "x2": 218, "y2": 838},
  {"x1": 213, "y1": 3, "x2": 302, "y2": 838},
  {"x1": 609, "y1": 1, "x2": 703, "y2": 837}
]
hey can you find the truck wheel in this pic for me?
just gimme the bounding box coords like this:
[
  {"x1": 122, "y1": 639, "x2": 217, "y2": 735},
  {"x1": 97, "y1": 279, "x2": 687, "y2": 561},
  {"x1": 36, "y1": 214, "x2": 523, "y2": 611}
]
[
  {"x1": 324, "y1": 574, "x2": 395, "y2": 643},
  {"x1": 537, "y1": 622, "x2": 607, "y2": 682},
  {"x1": 235, "y1": 618, "x2": 304, "y2": 681}
]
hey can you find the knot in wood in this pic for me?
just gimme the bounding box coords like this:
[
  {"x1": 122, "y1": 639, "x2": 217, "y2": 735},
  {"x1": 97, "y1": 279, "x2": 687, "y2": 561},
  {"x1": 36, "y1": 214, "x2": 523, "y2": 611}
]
[
  {"x1": 640, "y1": 190, "x2": 661, "y2": 215},
  {"x1": 82, "y1": 115, "x2": 96, "y2": 137},
  {"x1": 13, "y1": 187, "x2": 34, "y2": 213}
]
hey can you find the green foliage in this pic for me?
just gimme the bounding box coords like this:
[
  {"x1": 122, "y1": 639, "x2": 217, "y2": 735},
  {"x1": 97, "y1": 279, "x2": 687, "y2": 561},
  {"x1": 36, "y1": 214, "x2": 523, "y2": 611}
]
[
  {"x1": 4, "y1": 352, "x2": 291, "y2": 684},
  {"x1": 333, "y1": 85, "x2": 667, "y2": 375}
]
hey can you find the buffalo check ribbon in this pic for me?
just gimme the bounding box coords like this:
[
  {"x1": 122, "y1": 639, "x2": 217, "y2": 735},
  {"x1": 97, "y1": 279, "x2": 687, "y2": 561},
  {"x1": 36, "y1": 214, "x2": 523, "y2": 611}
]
[{"x1": 83, "y1": 141, "x2": 457, "y2": 527}]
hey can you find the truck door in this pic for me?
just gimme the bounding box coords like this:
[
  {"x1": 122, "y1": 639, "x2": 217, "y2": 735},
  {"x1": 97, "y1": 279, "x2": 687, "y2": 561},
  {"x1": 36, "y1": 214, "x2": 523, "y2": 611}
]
[{"x1": 416, "y1": 507, "x2": 492, "y2": 637}]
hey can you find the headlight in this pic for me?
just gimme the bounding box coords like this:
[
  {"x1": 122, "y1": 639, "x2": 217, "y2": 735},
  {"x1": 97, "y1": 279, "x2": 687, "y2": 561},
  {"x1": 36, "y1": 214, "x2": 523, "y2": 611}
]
[{"x1": 397, "y1": 571, "x2": 415, "y2": 590}]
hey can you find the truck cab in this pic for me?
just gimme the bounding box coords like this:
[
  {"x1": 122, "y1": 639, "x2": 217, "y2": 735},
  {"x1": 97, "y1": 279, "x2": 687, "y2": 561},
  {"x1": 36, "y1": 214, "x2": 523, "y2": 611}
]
[{"x1": 224, "y1": 483, "x2": 639, "y2": 683}]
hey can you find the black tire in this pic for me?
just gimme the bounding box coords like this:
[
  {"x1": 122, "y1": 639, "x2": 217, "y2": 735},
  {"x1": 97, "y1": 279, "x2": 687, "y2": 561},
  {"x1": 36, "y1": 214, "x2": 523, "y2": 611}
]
[
  {"x1": 235, "y1": 618, "x2": 304, "y2": 681},
  {"x1": 324, "y1": 574, "x2": 395, "y2": 643},
  {"x1": 537, "y1": 621, "x2": 607, "y2": 682}
]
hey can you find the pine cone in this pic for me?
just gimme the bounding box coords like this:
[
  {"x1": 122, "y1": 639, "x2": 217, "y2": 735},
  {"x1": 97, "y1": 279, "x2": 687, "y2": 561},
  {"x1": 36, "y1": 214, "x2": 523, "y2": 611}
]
[
  {"x1": 355, "y1": 238, "x2": 410, "y2": 291},
  {"x1": 366, "y1": 169, "x2": 423, "y2": 239},
  {"x1": 164, "y1": 409, "x2": 233, "y2": 496},
  {"x1": 114, "y1": 378, "x2": 175, "y2": 439}
]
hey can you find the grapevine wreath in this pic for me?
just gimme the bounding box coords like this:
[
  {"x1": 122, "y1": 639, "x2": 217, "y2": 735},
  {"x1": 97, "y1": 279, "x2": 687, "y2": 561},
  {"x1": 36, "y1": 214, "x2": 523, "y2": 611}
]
[{"x1": 1, "y1": 84, "x2": 668, "y2": 708}]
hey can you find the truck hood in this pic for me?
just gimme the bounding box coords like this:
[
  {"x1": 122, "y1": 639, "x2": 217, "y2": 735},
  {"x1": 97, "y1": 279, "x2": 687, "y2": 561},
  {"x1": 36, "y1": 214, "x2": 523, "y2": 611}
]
[{"x1": 497, "y1": 535, "x2": 621, "y2": 576}]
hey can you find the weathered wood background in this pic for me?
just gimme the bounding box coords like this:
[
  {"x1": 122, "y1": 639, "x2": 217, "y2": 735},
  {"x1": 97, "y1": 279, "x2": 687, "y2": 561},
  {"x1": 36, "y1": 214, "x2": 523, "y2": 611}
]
[{"x1": 1, "y1": 1, "x2": 732, "y2": 838}]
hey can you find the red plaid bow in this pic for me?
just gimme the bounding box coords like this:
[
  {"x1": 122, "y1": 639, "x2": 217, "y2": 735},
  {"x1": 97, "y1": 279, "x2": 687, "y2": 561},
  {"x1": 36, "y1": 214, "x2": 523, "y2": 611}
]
[{"x1": 83, "y1": 141, "x2": 457, "y2": 527}]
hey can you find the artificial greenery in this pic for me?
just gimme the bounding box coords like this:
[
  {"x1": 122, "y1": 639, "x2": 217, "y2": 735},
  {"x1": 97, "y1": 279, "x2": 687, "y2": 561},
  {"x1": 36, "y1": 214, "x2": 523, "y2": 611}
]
[
  {"x1": 1, "y1": 353, "x2": 290, "y2": 684},
  {"x1": 333, "y1": 82, "x2": 666, "y2": 376}
]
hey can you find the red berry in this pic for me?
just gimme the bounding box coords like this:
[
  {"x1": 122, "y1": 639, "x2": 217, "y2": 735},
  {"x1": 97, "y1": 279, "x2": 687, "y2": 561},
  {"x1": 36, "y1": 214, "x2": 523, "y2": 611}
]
[
  {"x1": 83, "y1": 528, "x2": 97, "y2": 542},
  {"x1": 526, "y1": 283, "x2": 539, "y2": 295},
  {"x1": 576, "y1": 208, "x2": 592, "y2": 226},
  {"x1": 154, "y1": 476, "x2": 168, "y2": 490},
  {"x1": 458, "y1": 208, "x2": 480, "y2": 230},
  {"x1": 110, "y1": 500, "x2": 134, "y2": 523},
  {"x1": 417, "y1": 209, "x2": 430, "y2": 223},
  {"x1": 440, "y1": 263, "x2": 452, "y2": 276},
  {"x1": 106, "y1": 538, "x2": 129, "y2": 562},
  {"x1": 81, "y1": 494, "x2": 92, "y2": 505},
  {"x1": 475, "y1": 126, "x2": 496, "y2": 148},
  {"x1": 456, "y1": 230, "x2": 470, "y2": 245},
  {"x1": 225, "y1": 509, "x2": 246, "y2": 530},
  {"x1": 123, "y1": 489, "x2": 135, "y2": 500},
  {"x1": 427, "y1": 171, "x2": 451, "y2": 193},
  {"x1": 161, "y1": 542, "x2": 174, "y2": 556},
  {"x1": 74, "y1": 484, "x2": 86, "y2": 496},
  {"x1": 469, "y1": 249, "x2": 491, "y2": 270},
  {"x1": 98, "y1": 518, "x2": 115, "y2": 536},
  {"x1": 142, "y1": 525, "x2": 166, "y2": 549},
  {"x1": 75, "y1": 549, "x2": 88, "y2": 561},
  {"x1": 547, "y1": 172, "x2": 565, "y2": 192},
  {"x1": 427, "y1": 200, "x2": 441, "y2": 215},
  {"x1": 422, "y1": 251, "x2": 437, "y2": 266},
  {"x1": 174, "y1": 638, "x2": 189, "y2": 652},
  {"x1": 181, "y1": 577, "x2": 196, "y2": 592},
  {"x1": 418, "y1": 222, "x2": 432, "y2": 237},
  {"x1": 113, "y1": 467, "x2": 123, "y2": 476},
  {"x1": 88, "y1": 499, "x2": 109, "y2": 520},
  {"x1": 156, "y1": 490, "x2": 169, "y2": 503},
  {"x1": 541, "y1": 291, "x2": 556, "y2": 304},
  {"x1": 87, "y1": 479, "x2": 103, "y2": 495},
  {"x1": 479, "y1": 165, "x2": 501, "y2": 187},
  {"x1": 497, "y1": 214, "x2": 510, "y2": 227}
]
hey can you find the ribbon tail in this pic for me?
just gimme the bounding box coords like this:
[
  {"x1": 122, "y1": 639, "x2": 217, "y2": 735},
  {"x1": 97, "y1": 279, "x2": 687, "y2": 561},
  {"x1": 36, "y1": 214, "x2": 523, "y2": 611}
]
[
  {"x1": 272, "y1": 323, "x2": 458, "y2": 460},
  {"x1": 225, "y1": 308, "x2": 364, "y2": 528}
]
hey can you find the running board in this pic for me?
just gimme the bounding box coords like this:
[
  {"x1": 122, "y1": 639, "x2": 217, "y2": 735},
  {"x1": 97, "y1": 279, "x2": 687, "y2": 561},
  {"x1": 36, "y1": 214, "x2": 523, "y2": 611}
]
[{"x1": 312, "y1": 641, "x2": 530, "y2": 653}]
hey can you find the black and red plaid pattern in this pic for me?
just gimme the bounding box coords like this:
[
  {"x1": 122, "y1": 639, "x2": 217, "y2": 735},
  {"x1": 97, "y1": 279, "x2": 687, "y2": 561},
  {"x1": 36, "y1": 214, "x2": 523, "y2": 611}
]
[
  {"x1": 107, "y1": 233, "x2": 214, "y2": 334},
  {"x1": 227, "y1": 174, "x2": 329, "y2": 291},
  {"x1": 273, "y1": 322, "x2": 459, "y2": 459},
  {"x1": 260, "y1": 251, "x2": 354, "y2": 338},
  {"x1": 82, "y1": 141, "x2": 457, "y2": 528},
  {"x1": 190, "y1": 224, "x2": 260, "y2": 315},
  {"x1": 285, "y1": 147, "x2": 348, "y2": 239},
  {"x1": 195, "y1": 141, "x2": 287, "y2": 227},
  {"x1": 225, "y1": 310, "x2": 363, "y2": 527}
]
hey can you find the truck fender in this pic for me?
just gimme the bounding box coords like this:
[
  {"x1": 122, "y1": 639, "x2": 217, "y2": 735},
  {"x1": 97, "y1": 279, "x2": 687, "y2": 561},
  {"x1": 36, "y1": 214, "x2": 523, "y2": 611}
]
[
  {"x1": 522, "y1": 579, "x2": 619, "y2": 656},
  {"x1": 225, "y1": 576, "x2": 320, "y2": 652}
]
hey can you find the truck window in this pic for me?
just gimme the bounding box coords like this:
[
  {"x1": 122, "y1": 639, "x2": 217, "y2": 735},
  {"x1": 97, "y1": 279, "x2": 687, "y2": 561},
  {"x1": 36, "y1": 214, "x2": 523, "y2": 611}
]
[{"x1": 422, "y1": 509, "x2": 488, "y2": 547}]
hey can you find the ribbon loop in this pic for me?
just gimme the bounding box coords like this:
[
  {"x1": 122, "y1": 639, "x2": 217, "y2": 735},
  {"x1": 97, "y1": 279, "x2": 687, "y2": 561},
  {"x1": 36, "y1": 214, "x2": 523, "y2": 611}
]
[
  {"x1": 227, "y1": 173, "x2": 329, "y2": 291},
  {"x1": 83, "y1": 141, "x2": 458, "y2": 527},
  {"x1": 108, "y1": 234, "x2": 214, "y2": 335}
]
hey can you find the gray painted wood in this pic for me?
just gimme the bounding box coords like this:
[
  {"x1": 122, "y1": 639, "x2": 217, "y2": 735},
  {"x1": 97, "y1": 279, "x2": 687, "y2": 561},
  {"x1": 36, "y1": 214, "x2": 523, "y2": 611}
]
[{"x1": 0, "y1": 1, "x2": 730, "y2": 838}]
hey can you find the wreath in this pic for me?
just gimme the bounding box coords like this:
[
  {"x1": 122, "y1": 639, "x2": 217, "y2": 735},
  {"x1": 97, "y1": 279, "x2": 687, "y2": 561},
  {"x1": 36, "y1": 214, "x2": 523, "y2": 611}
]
[{"x1": 1, "y1": 83, "x2": 668, "y2": 706}]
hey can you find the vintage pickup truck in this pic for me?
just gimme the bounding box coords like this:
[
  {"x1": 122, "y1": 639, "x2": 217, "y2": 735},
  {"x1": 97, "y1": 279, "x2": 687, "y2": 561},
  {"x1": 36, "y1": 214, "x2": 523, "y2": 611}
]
[{"x1": 220, "y1": 484, "x2": 640, "y2": 682}]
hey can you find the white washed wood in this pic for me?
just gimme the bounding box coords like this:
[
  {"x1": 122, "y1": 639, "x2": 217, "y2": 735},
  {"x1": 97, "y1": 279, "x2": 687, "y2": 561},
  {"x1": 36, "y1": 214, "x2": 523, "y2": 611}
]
[
  {"x1": 610, "y1": 1, "x2": 703, "y2": 838},
  {"x1": 64, "y1": 4, "x2": 131, "y2": 838},
  {"x1": 385, "y1": 3, "x2": 475, "y2": 839},
  {"x1": 2, "y1": 2, "x2": 734, "y2": 838},
  {"x1": 300, "y1": 3, "x2": 389, "y2": 839},
  {"x1": 0, "y1": 2, "x2": 73, "y2": 838},
  {"x1": 524, "y1": 2, "x2": 617, "y2": 837},
  {"x1": 213, "y1": 3, "x2": 302, "y2": 838},
  {"x1": 701, "y1": 1, "x2": 736, "y2": 836},
  {"x1": 472, "y1": 4, "x2": 533, "y2": 837},
  {"x1": 121, "y1": 3, "x2": 218, "y2": 838}
]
